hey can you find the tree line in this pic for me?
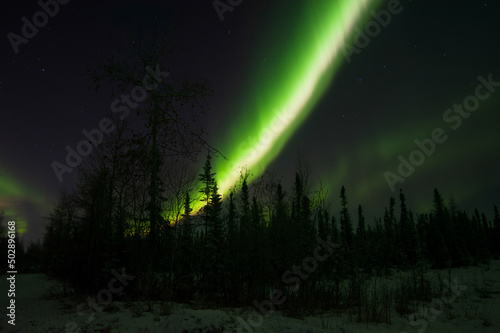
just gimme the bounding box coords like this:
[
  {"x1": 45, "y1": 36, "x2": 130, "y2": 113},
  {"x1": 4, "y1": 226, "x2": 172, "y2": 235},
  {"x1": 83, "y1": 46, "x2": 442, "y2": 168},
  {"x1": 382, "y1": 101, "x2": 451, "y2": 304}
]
[{"x1": 30, "y1": 151, "x2": 500, "y2": 312}]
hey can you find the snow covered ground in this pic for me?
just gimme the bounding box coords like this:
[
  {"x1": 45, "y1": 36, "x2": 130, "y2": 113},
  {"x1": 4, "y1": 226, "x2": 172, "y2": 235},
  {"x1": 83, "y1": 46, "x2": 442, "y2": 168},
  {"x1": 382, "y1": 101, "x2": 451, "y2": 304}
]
[{"x1": 1, "y1": 260, "x2": 499, "y2": 333}]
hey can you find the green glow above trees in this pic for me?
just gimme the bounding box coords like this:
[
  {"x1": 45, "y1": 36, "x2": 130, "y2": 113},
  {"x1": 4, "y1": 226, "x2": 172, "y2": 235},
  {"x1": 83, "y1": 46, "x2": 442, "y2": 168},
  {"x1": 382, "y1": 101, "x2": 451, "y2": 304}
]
[{"x1": 0, "y1": 167, "x2": 46, "y2": 234}]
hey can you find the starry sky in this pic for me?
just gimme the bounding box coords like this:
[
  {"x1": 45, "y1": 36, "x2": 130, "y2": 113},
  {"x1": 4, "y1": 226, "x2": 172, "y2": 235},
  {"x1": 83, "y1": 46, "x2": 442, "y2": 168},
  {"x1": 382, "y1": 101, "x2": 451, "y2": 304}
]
[{"x1": 1, "y1": 0, "x2": 499, "y2": 245}]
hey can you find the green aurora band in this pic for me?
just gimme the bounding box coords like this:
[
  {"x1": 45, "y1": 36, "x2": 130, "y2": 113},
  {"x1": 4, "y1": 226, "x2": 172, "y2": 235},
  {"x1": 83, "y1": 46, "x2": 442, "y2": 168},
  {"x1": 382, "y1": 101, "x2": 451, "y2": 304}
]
[
  {"x1": 189, "y1": 0, "x2": 381, "y2": 214},
  {"x1": 0, "y1": 166, "x2": 47, "y2": 235}
]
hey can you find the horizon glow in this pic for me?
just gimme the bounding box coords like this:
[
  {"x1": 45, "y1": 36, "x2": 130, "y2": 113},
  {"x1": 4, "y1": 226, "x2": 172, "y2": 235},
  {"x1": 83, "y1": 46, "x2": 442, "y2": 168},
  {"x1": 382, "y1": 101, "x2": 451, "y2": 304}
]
[{"x1": 0, "y1": 167, "x2": 47, "y2": 235}]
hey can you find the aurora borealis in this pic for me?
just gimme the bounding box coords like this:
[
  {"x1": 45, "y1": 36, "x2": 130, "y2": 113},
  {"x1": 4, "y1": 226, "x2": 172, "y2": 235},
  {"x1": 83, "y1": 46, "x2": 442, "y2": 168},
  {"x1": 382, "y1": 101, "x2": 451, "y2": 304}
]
[
  {"x1": 202, "y1": 0, "x2": 381, "y2": 212},
  {"x1": 1, "y1": 0, "x2": 500, "y2": 244},
  {"x1": 0, "y1": 165, "x2": 48, "y2": 236}
]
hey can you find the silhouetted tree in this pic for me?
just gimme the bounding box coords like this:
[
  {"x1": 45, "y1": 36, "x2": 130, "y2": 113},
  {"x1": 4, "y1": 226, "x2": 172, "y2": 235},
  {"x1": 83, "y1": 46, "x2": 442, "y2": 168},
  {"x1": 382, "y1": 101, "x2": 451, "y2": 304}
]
[
  {"x1": 356, "y1": 205, "x2": 368, "y2": 273},
  {"x1": 397, "y1": 189, "x2": 417, "y2": 266},
  {"x1": 427, "y1": 189, "x2": 450, "y2": 268},
  {"x1": 339, "y1": 186, "x2": 354, "y2": 251},
  {"x1": 175, "y1": 192, "x2": 194, "y2": 299},
  {"x1": 270, "y1": 183, "x2": 289, "y2": 279},
  {"x1": 199, "y1": 153, "x2": 216, "y2": 237},
  {"x1": 494, "y1": 205, "x2": 500, "y2": 257}
]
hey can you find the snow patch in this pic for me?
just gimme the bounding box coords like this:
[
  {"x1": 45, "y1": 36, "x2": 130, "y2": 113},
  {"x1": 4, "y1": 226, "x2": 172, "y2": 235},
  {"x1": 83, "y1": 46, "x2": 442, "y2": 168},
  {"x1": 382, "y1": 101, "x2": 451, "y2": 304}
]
[{"x1": 162, "y1": 308, "x2": 233, "y2": 332}]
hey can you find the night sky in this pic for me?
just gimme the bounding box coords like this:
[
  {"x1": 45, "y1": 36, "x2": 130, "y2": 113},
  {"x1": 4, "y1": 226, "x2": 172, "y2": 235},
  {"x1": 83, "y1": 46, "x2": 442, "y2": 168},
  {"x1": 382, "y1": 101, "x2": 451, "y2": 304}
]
[{"x1": 1, "y1": 0, "x2": 499, "y2": 245}]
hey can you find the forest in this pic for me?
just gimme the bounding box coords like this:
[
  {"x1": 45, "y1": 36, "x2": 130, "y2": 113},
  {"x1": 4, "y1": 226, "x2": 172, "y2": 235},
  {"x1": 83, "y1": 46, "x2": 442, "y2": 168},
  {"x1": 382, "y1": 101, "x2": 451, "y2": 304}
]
[{"x1": 2, "y1": 149, "x2": 499, "y2": 323}]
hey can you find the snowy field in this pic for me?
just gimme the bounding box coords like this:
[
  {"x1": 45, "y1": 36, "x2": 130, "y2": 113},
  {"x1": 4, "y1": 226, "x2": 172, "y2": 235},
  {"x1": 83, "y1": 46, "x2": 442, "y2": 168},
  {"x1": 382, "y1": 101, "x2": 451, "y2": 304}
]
[{"x1": 1, "y1": 260, "x2": 500, "y2": 333}]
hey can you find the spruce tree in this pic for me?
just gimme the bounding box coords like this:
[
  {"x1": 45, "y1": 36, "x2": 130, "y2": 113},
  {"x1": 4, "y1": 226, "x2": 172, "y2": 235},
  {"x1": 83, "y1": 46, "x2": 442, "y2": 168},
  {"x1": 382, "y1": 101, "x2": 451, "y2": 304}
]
[
  {"x1": 356, "y1": 205, "x2": 367, "y2": 272},
  {"x1": 292, "y1": 173, "x2": 304, "y2": 223},
  {"x1": 494, "y1": 205, "x2": 500, "y2": 257},
  {"x1": 178, "y1": 192, "x2": 193, "y2": 299},
  {"x1": 291, "y1": 173, "x2": 304, "y2": 260},
  {"x1": 429, "y1": 189, "x2": 449, "y2": 268},
  {"x1": 331, "y1": 214, "x2": 339, "y2": 244},
  {"x1": 208, "y1": 182, "x2": 223, "y2": 242},
  {"x1": 226, "y1": 191, "x2": 239, "y2": 301},
  {"x1": 207, "y1": 181, "x2": 224, "y2": 294},
  {"x1": 270, "y1": 183, "x2": 289, "y2": 278},
  {"x1": 398, "y1": 189, "x2": 415, "y2": 265},
  {"x1": 239, "y1": 175, "x2": 252, "y2": 299},
  {"x1": 199, "y1": 153, "x2": 216, "y2": 237},
  {"x1": 339, "y1": 186, "x2": 353, "y2": 250},
  {"x1": 357, "y1": 205, "x2": 366, "y2": 240},
  {"x1": 227, "y1": 191, "x2": 237, "y2": 244},
  {"x1": 300, "y1": 194, "x2": 314, "y2": 252},
  {"x1": 383, "y1": 197, "x2": 396, "y2": 268}
]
